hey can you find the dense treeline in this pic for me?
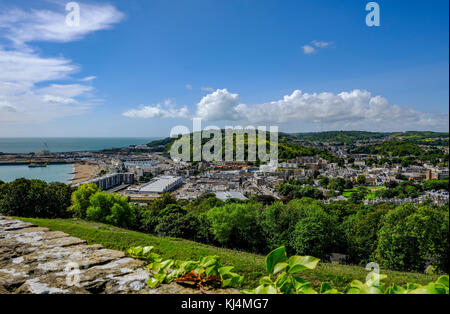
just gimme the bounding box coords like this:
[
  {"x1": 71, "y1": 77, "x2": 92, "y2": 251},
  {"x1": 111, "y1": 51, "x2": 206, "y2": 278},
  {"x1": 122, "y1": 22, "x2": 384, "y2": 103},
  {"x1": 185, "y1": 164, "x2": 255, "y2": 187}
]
[
  {"x1": 352, "y1": 141, "x2": 449, "y2": 166},
  {"x1": 0, "y1": 178, "x2": 448, "y2": 274},
  {"x1": 0, "y1": 178, "x2": 73, "y2": 218},
  {"x1": 292, "y1": 131, "x2": 388, "y2": 144}
]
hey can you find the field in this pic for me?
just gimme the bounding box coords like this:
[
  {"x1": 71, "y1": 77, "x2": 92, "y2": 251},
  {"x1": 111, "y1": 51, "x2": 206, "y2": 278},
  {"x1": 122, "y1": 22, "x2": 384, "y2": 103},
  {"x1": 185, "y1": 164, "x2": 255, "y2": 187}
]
[
  {"x1": 342, "y1": 186, "x2": 385, "y2": 200},
  {"x1": 18, "y1": 217, "x2": 439, "y2": 291}
]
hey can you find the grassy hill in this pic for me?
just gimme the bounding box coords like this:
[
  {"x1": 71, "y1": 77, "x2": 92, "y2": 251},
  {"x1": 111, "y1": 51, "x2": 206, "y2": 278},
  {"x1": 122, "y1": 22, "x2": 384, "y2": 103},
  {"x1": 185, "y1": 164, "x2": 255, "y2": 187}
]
[
  {"x1": 146, "y1": 130, "x2": 342, "y2": 163},
  {"x1": 18, "y1": 217, "x2": 439, "y2": 291}
]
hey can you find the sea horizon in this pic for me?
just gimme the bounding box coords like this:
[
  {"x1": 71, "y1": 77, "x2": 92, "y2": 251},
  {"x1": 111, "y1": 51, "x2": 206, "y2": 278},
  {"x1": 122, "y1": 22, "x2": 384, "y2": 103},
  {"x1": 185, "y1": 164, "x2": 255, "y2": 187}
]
[{"x1": 0, "y1": 137, "x2": 161, "y2": 154}]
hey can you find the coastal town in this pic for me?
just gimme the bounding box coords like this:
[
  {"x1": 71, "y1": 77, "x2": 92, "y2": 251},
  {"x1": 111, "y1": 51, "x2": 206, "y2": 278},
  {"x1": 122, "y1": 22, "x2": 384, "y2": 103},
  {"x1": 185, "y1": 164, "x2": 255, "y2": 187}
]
[{"x1": 1, "y1": 132, "x2": 448, "y2": 206}]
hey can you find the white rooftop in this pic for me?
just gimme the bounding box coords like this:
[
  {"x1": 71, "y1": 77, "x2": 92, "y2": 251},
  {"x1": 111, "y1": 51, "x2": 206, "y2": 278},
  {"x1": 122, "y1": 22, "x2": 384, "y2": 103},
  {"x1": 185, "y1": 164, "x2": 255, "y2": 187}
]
[
  {"x1": 215, "y1": 191, "x2": 248, "y2": 202},
  {"x1": 138, "y1": 176, "x2": 181, "y2": 193}
]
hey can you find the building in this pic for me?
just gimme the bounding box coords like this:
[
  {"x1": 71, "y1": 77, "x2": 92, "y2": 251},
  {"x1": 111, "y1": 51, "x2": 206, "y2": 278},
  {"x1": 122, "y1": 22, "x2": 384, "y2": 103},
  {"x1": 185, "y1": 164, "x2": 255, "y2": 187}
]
[
  {"x1": 73, "y1": 173, "x2": 134, "y2": 190},
  {"x1": 214, "y1": 191, "x2": 248, "y2": 202},
  {"x1": 127, "y1": 175, "x2": 183, "y2": 194}
]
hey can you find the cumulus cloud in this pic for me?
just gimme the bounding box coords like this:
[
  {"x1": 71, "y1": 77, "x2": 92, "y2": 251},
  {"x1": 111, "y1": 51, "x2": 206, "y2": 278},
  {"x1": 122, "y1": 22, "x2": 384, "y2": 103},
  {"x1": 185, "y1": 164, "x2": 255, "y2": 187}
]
[
  {"x1": 0, "y1": 2, "x2": 123, "y2": 124},
  {"x1": 123, "y1": 88, "x2": 449, "y2": 131},
  {"x1": 122, "y1": 99, "x2": 189, "y2": 119},
  {"x1": 196, "y1": 89, "x2": 241, "y2": 121},
  {"x1": 201, "y1": 86, "x2": 214, "y2": 92}
]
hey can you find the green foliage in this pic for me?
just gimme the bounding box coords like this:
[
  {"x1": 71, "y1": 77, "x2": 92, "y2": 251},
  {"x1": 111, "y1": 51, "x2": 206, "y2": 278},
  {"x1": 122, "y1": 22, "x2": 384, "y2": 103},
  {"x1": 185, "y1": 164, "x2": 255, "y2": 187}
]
[
  {"x1": 246, "y1": 246, "x2": 449, "y2": 294},
  {"x1": 243, "y1": 246, "x2": 321, "y2": 294},
  {"x1": 0, "y1": 178, "x2": 72, "y2": 218},
  {"x1": 344, "y1": 204, "x2": 391, "y2": 265},
  {"x1": 139, "y1": 193, "x2": 178, "y2": 233},
  {"x1": 127, "y1": 246, "x2": 243, "y2": 290},
  {"x1": 20, "y1": 217, "x2": 442, "y2": 291},
  {"x1": 85, "y1": 191, "x2": 136, "y2": 228},
  {"x1": 289, "y1": 200, "x2": 340, "y2": 260},
  {"x1": 378, "y1": 181, "x2": 422, "y2": 199},
  {"x1": 204, "y1": 202, "x2": 266, "y2": 252},
  {"x1": 356, "y1": 175, "x2": 366, "y2": 186},
  {"x1": 353, "y1": 140, "x2": 448, "y2": 166},
  {"x1": 423, "y1": 178, "x2": 449, "y2": 191},
  {"x1": 377, "y1": 203, "x2": 449, "y2": 272},
  {"x1": 68, "y1": 183, "x2": 100, "y2": 218},
  {"x1": 154, "y1": 205, "x2": 199, "y2": 239}
]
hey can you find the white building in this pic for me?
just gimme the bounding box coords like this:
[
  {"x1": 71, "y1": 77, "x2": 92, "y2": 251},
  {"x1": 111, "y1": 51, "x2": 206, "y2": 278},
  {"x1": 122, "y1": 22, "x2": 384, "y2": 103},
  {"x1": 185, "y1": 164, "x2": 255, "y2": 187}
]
[{"x1": 127, "y1": 176, "x2": 183, "y2": 194}]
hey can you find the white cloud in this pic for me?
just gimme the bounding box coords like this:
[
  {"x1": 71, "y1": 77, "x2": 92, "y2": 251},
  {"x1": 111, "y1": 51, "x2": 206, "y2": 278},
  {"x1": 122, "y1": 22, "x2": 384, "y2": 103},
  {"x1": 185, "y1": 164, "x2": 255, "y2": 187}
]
[
  {"x1": 303, "y1": 40, "x2": 333, "y2": 54},
  {"x1": 122, "y1": 88, "x2": 449, "y2": 131},
  {"x1": 312, "y1": 40, "x2": 332, "y2": 48},
  {"x1": 122, "y1": 99, "x2": 189, "y2": 119},
  {"x1": 201, "y1": 86, "x2": 214, "y2": 92},
  {"x1": 0, "y1": 2, "x2": 124, "y2": 47},
  {"x1": 302, "y1": 45, "x2": 315, "y2": 54},
  {"x1": 81, "y1": 76, "x2": 96, "y2": 82},
  {"x1": 196, "y1": 89, "x2": 240, "y2": 121},
  {"x1": 0, "y1": 2, "x2": 124, "y2": 125},
  {"x1": 186, "y1": 84, "x2": 193, "y2": 90}
]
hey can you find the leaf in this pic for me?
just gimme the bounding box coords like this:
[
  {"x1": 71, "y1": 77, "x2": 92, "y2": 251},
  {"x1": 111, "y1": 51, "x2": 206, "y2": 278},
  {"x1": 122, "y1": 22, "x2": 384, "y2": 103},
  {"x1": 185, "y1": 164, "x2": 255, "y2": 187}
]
[
  {"x1": 385, "y1": 284, "x2": 406, "y2": 294},
  {"x1": 319, "y1": 282, "x2": 340, "y2": 294},
  {"x1": 218, "y1": 266, "x2": 234, "y2": 277},
  {"x1": 287, "y1": 256, "x2": 320, "y2": 274},
  {"x1": 146, "y1": 277, "x2": 160, "y2": 289},
  {"x1": 292, "y1": 276, "x2": 310, "y2": 291},
  {"x1": 259, "y1": 276, "x2": 273, "y2": 285},
  {"x1": 254, "y1": 285, "x2": 279, "y2": 294},
  {"x1": 436, "y1": 275, "x2": 449, "y2": 289},
  {"x1": 273, "y1": 262, "x2": 288, "y2": 275},
  {"x1": 265, "y1": 247, "x2": 287, "y2": 275},
  {"x1": 297, "y1": 284, "x2": 318, "y2": 294}
]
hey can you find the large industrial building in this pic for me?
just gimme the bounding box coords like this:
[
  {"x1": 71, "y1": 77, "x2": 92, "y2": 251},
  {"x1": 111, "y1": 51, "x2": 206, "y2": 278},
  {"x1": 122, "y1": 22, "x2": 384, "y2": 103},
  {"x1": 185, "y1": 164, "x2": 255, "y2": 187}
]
[
  {"x1": 127, "y1": 175, "x2": 183, "y2": 195},
  {"x1": 72, "y1": 173, "x2": 134, "y2": 190}
]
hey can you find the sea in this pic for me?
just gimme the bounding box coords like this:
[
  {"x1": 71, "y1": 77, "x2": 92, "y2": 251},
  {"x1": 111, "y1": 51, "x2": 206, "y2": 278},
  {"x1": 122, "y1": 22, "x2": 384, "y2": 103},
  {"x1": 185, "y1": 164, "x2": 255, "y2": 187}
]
[{"x1": 0, "y1": 137, "x2": 158, "y2": 184}]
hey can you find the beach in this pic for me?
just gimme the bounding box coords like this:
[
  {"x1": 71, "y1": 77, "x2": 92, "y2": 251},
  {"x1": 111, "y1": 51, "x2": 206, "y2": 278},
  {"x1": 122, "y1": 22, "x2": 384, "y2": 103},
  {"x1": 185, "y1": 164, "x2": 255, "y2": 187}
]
[{"x1": 70, "y1": 163, "x2": 103, "y2": 185}]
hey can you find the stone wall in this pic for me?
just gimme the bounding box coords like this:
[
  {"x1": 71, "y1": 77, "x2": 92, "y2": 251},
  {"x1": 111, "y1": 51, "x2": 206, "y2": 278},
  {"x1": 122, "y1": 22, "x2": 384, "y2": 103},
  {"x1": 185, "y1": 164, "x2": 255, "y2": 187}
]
[{"x1": 0, "y1": 216, "x2": 238, "y2": 294}]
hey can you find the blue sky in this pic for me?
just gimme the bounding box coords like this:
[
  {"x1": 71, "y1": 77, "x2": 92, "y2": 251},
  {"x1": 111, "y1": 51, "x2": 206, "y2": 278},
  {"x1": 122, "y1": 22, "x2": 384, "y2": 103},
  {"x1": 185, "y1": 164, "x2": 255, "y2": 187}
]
[{"x1": 0, "y1": 0, "x2": 448, "y2": 137}]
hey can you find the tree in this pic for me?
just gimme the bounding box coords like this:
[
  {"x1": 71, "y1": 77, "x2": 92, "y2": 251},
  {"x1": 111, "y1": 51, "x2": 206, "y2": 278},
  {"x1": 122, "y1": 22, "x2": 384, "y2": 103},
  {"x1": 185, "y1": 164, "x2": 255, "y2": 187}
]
[
  {"x1": 345, "y1": 204, "x2": 391, "y2": 265},
  {"x1": 289, "y1": 200, "x2": 339, "y2": 260},
  {"x1": 356, "y1": 175, "x2": 366, "y2": 186},
  {"x1": 205, "y1": 203, "x2": 266, "y2": 253},
  {"x1": 86, "y1": 191, "x2": 136, "y2": 228},
  {"x1": 140, "y1": 193, "x2": 178, "y2": 232},
  {"x1": 154, "y1": 205, "x2": 198, "y2": 239},
  {"x1": 69, "y1": 183, "x2": 100, "y2": 218},
  {"x1": 0, "y1": 179, "x2": 72, "y2": 218},
  {"x1": 377, "y1": 203, "x2": 449, "y2": 272}
]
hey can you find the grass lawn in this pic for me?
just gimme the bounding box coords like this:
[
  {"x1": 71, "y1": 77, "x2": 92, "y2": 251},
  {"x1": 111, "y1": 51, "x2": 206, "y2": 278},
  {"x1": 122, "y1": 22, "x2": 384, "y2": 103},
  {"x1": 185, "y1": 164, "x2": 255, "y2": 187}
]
[
  {"x1": 18, "y1": 217, "x2": 439, "y2": 291},
  {"x1": 343, "y1": 186, "x2": 386, "y2": 200}
]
